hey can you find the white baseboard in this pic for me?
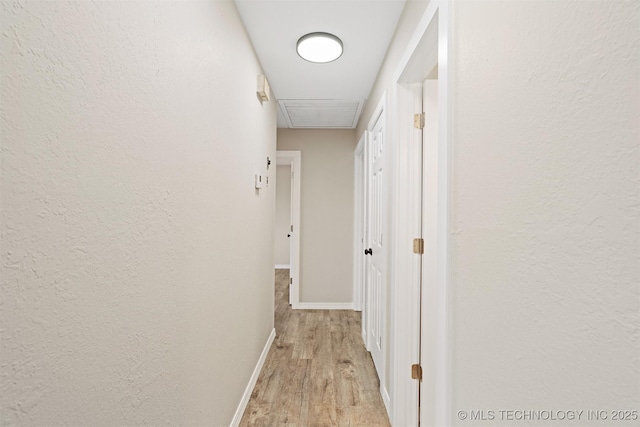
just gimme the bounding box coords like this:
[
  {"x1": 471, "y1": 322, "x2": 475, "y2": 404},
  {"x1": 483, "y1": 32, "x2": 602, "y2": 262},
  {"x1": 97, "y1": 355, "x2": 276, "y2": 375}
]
[
  {"x1": 229, "y1": 328, "x2": 276, "y2": 427},
  {"x1": 382, "y1": 385, "x2": 392, "y2": 420},
  {"x1": 295, "y1": 302, "x2": 354, "y2": 310},
  {"x1": 274, "y1": 264, "x2": 291, "y2": 269}
]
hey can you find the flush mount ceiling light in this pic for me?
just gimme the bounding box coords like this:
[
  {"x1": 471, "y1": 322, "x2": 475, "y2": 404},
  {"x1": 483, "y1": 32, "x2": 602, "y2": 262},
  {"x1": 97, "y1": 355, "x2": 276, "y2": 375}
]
[{"x1": 296, "y1": 32, "x2": 343, "y2": 63}]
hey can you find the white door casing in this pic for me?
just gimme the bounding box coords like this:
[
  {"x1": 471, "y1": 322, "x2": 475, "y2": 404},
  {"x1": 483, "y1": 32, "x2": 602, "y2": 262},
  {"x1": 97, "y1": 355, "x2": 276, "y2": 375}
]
[{"x1": 353, "y1": 132, "x2": 368, "y2": 319}]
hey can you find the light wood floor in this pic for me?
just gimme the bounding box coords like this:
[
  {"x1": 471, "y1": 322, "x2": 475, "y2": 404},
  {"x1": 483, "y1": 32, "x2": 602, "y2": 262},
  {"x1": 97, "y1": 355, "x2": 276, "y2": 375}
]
[{"x1": 239, "y1": 269, "x2": 391, "y2": 427}]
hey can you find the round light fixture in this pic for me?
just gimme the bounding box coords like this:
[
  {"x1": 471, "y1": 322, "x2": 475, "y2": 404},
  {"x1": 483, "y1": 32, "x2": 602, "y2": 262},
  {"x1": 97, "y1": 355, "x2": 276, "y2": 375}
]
[{"x1": 296, "y1": 32, "x2": 343, "y2": 63}]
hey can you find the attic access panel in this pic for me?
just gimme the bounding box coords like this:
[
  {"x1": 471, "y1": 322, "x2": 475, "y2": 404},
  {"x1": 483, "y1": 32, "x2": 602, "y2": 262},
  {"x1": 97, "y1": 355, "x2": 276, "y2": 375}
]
[{"x1": 278, "y1": 99, "x2": 365, "y2": 128}]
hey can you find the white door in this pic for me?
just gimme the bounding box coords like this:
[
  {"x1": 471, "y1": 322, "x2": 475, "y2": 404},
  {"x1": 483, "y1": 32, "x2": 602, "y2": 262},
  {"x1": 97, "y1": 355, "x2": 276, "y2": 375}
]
[{"x1": 366, "y1": 107, "x2": 386, "y2": 381}]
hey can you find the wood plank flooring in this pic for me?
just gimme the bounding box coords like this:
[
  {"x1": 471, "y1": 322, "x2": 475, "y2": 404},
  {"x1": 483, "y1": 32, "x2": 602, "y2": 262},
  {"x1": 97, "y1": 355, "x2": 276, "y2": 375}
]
[{"x1": 239, "y1": 269, "x2": 391, "y2": 427}]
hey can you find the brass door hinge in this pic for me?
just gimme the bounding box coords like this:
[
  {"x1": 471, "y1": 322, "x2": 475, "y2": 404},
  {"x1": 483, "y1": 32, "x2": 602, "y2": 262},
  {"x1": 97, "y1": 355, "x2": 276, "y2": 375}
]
[
  {"x1": 414, "y1": 113, "x2": 425, "y2": 129},
  {"x1": 413, "y1": 238, "x2": 424, "y2": 254},
  {"x1": 290, "y1": 277, "x2": 293, "y2": 285},
  {"x1": 411, "y1": 364, "x2": 422, "y2": 381},
  {"x1": 291, "y1": 225, "x2": 293, "y2": 232}
]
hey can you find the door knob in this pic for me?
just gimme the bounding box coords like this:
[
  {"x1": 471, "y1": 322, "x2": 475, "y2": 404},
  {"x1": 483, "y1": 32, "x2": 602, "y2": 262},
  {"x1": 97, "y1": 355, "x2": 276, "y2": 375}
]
[{"x1": 364, "y1": 248, "x2": 373, "y2": 255}]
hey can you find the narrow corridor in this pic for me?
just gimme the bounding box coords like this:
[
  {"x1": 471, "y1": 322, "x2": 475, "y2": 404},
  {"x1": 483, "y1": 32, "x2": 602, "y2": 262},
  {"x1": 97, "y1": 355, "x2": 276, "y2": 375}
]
[{"x1": 239, "y1": 270, "x2": 391, "y2": 426}]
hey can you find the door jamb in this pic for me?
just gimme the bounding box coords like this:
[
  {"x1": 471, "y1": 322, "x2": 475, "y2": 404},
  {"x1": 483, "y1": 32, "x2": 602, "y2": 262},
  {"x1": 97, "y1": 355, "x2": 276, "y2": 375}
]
[
  {"x1": 390, "y1": 1, "x2": 452, "y2": 426},
  {"x1": 276, "y1": 150, "x2": 302, "y2": 309}
]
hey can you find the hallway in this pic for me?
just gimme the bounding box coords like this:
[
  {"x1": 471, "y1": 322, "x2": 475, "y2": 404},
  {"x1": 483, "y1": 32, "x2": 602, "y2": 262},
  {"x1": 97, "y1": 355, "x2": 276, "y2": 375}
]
[
  {"x1": 239, "y1": 270, "x2": 390, "y2": 426},
  {"x1": 1, "y1": 1, "x2": 637, "y2": 425}
]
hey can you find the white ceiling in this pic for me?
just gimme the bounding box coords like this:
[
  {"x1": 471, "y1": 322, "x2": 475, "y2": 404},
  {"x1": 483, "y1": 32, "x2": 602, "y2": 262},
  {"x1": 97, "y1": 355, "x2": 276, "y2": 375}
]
[{"x1": 234, "y1": 0, "x2": 406, "y2": 129}]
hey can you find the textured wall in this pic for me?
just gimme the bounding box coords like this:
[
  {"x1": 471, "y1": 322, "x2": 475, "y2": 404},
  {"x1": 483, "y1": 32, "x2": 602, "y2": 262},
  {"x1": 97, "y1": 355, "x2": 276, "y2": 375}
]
[
  {"x1": 0, "y1": 1, "x2": 276, "y2": 425},
  {"x1": 356, "y1": 0, "x2": 430, "y2": 138},
  {"x1": 357, "y1": 0, "x2": 638, "y2": 423},
  {"x1": 274, "y1": 165, "x2": 291, "y2": 266},
  {"x1": 277, "y1": 129, "x2": 357, "y2": 304},
  {"x1": 451, "y1": 0, "x2": 639, "y2": 423}
]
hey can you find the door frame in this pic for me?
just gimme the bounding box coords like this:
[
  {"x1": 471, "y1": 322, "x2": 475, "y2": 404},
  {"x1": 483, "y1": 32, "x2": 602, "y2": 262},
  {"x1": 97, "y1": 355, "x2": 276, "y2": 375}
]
[
  {"x1": 353, "y1": 131, "x2": 368, "y2": 316},
  {"x1": 390, "y1": 1, "x2": 452, "y2": 426},
  {"x1": 276, "y1": 150, "x2": 302, "y2": 308}
]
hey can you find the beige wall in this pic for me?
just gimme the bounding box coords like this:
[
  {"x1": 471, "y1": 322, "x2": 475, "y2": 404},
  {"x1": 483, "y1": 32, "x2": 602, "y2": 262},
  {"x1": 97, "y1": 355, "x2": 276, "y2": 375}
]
[
  {"x1": 359, "y1": 0, "x2": 639, "y2": 422},
  {"x1": 274, "y1": 165, "x2": 291, "y2": 266},
  {"x1": 0, "y1": 1, "x2": 276, "y2": 425},
  {"x1": 450, "y1": 0, "x2": 639, "y2": 419},
  {"x1": 357, "y1": 0, "x2": 431, "y2": 138},
  {"x1": 277, "y1": 129, "x2": 357, "y2": 304}
]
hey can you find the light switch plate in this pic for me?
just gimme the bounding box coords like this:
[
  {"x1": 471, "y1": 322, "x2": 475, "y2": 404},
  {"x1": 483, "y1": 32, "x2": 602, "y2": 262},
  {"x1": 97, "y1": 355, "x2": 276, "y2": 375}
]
[{"x1": 257, "y1": 75, "x2": 270, "y2": 102}]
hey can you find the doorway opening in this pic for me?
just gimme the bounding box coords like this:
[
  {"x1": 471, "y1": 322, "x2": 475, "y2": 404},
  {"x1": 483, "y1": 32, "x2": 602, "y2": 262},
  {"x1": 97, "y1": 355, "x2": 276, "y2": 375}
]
[
  {"x1": 275, "y1": 150, "x2": 301, "y2": 307},
  {"x1": 390, "y1": 2, "x2": 451, "y2": 426},
  {"x1": 274, "y1": 164, "x2": 292, "y2": 270}
]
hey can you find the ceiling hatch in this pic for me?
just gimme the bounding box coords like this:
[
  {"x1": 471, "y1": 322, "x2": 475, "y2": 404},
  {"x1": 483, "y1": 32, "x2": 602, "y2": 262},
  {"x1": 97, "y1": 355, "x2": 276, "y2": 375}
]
[{"x1": 278, "y1": 99, "x2": 365, "y2": 129}]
